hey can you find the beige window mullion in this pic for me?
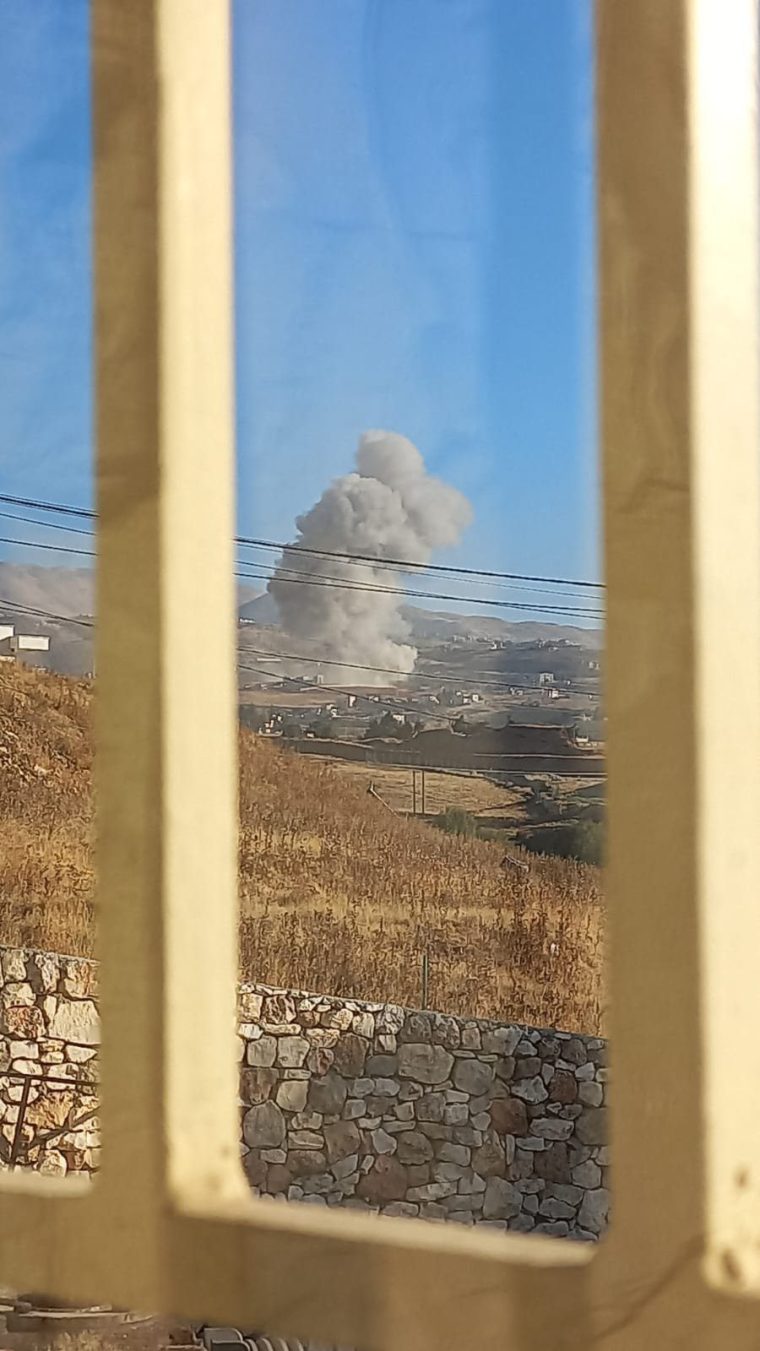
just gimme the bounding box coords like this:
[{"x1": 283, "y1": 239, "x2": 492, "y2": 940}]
[
  {"x1": 2, "y1": 3, "x2": 760, "y2": 1348},
  {"x1": 93, "y1": 0, "x2": 243, "y2": 1305}
]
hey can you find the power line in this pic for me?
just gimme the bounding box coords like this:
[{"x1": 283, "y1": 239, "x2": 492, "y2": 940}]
[
  {"x1": 0, "y1": 491, "x2": 606, "y2": 592},
  {"x1": 0, "y1": 507, "x2": 602, "y2": 611},
  {"x1": 238, "y1": 566, "x2": 603, "y2": 618},
  {"x1": 0, "y1": 599, "x2": 601, "y2": 720},
  {"x1": 238, "y1": 642, "x2": 601, "y2": 699},
  {"x1": 0, "y1": 529, "x2": 604, "y2": 619},
  {"x1": 0, "y1": 510, "x2": 600, "y2": 605}
]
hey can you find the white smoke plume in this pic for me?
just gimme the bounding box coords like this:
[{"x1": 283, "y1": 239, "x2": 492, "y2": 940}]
[{"x1": 268, "y1": 431, "x2": 472, "y2": 683}]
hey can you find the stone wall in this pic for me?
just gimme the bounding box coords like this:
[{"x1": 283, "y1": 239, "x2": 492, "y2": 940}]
[{"x1": 0, "y1": 946, "x2": 609, "y2": 1238}]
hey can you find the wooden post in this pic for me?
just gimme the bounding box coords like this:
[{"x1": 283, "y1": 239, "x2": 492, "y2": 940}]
[
  {"x1": 421, "y1": 952, "x2": 430, "y2": 1010},
  {"x1": 412, "y1": 770, "x2": 417, "y2": 817}
]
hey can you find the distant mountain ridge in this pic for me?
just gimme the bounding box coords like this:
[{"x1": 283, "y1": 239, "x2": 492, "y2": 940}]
[
  {"x1": 0, "y1": 562, "x2": 602, "y2": 663},
  {"x1": 239, "y1": 591, "x2": 602, "y2": 648}
]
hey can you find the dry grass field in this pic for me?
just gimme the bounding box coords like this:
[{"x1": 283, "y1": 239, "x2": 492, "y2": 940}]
[
  {"x1": 328, "y1": 757, "x2": 525, "y2": 820},
  {"x1": 0, "y1": 663, "x2": 605, "y2": 1033}
]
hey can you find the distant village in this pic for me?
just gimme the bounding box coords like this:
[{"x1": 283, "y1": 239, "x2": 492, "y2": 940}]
[
  {"x1": 237, "y1": 629, "x2": 603, "y2": 778},
  {"x1": 0, "y1": 606, "x2": 603, "y2": 777}
]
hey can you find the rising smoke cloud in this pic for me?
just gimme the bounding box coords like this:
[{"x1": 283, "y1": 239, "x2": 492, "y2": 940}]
[{"x1": 268, "y1": 431, "x2": 472, "y2": 683}]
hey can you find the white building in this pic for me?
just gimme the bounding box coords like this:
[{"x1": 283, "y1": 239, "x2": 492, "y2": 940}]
[{"x1": 0, "y1": 632, "x2": 51, "y2": 669}]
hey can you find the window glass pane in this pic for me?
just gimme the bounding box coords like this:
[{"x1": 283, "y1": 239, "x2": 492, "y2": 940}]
[{"x1": 233, "y1": 0, "x2": 608, "y2": 1258}]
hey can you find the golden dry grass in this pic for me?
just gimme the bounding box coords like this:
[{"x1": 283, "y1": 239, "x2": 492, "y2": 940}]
[
  {"x1": 327, "y1": 757, "x2": 524, "y2": 820},
  {"x1": 0, "y1": 664, "x2": 605, "y2": 1032}
]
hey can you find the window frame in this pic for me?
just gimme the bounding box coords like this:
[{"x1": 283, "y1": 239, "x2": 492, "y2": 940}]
[{"x1": 1, "y1": 1, "x2": 759, "y2": 1345}]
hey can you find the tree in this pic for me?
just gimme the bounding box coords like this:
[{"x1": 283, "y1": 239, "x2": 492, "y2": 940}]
[{"x1": 307, "y1": 717, "x2": 335, "y2": 740}]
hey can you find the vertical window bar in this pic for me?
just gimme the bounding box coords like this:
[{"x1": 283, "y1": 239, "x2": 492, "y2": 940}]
[
  {"x1": 598, "y1": 0, "x2": 760, "y2": 1302},
  {"x1": 93, "y1": 0, "x2": 243, "y2": 1303}
]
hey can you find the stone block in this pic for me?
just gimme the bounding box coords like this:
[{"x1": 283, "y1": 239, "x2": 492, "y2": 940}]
[
  {"x1": 472, "y1": 1140, "x2": 505, "y2": 1177},
  {"x1": 407, "y1": 1163, "x2": 431, "y2": 1186},
  {"x1": 531, "y1": 1118, "x2": 575, "y2": 1141},
  {"x1": 508, "y1": 1214, "x2": 536, "y2": 1233},
  {"x1": 538, "y1": 1197, "x2": 576, "y2": 1220},
  {"x1": 432, "y1": 1162, "x2": 469, "y2": 1183},
  {"x1": 371, "y1": 1128, "x2": 397, "y2": 1155},
  {"x1": 533, "y1": 1141, "x2": 571, "y2": 1183},
  {"x1": 430, "y1": 1015, "x2": 461, "y2": 1049},
  {"x1": 549, "y1": 1069, "x2": 578, "y2": 1104},
  {"x1": 444, "y1": 1103, "x2": 468, "y2": 1126},
  {"x1": 398, "y1": 1043, "x2": 453, "y2": 1085},
  {"x1": 452, "y1": 1059, "x2": 493, "y2": 1096},
  {"x1": 572, "y1": 1159, "x2": 602, "y2": 1189},
  {"x1": 357, "y1": 1156, "x2": 408, "y2": 1203},
  {"x1": 324, "y1": 1119, "x2": 361, "y2": 1163},
  {"x1": 306, "y1": 1027, "x2": 340, "y2": 1049},
  {"x1": 366, "y1": 1053, "x2": 397, "y2": 1076},
  {"x1": 483, "y1": 1178, "x2": 522, "y2": 1220},
  {"x1": 546, "y1": 1182, "x2": 584, "y2": 1205},
  {"x1": 48, "y1": 999, "x2": 99, "y2": 1046},
  {"x1": 243, "y1": 1101, "x2": 285, "y2": 1149},
  {"x1": 372, "y1": 1079, "x2": 400, "y2": 1098},
  {"x1": 458, "y1": 1172, "x2": 487, "y2": 1195},
  {"x1": 416, "y1": 1091, "x2": 446, "y2": 1122},
  {"x1": 262, "y1": 993, "x2": 295, "y2": 1025},
  {"x1": 407, "y1": 1181, "x2": 457, "y2": 1202},
  {"x1": 276, "y1": 1037, "x2": 309, "y2": 1068},
  {"x1": 288, "y1": 1129, "x2": 323, "y2": 1150},
  {"x1": 396, "y1": 1130, "x2": 433, "y2": 1165},
  {"x1": 62, "y1": 958, "x2": 96, "y2": 998},
  {"x1": 482, "y1": 1026, "x2": 521, "y2": 1056},
  {"x1": 490, "y1": 1097, "x2": 528, "y2": 1137},
  {"x1": 275, "y1": 1079, "x2": 308, "y2": 1113},
  {"x1": 399, "y1": 1012, "x2": 433, "y2": 1042},
  {"x1": 511, "y1": 1076, "x2": 548, "y2": 1105},
  {"x1": 266, "y1": 1163, "x2": 292, "y2": 1193},
  {"x1": 332, "y1": 1152, "x2": 359, "y2": 1181},
  {"x1": 3, "y1": 1006, "x2": 44, "y2": 1039},
  {"x1": 240, "y1": 1067, "x2": 277, "y2": 1105},
  {"x1": 307, "y1": 1046, "x2": 334, "y2": 1075},
  {"x1": 246, "y1": 1037, "x2": 277, "y2": 1068},
  {"x1": 561, "y1": 1038, "x2": 587, "y2": 1066},
  {"x1": 436, "y1": 1141, "x2": 470, "y2": 1166},
  {"x1": 243, "y1": 1150, "x2": 267, "y2": 1188},
  {"x1": 2, "y1": 950, "x2": 28, "y2": 981},
  {"x1": 578, "y1": 1186, "x2": 610, "y2": 1235},
  {"x1": 289, "y1": 1150, "x2": 328, "y2": 1177},
  {"x1": 574, "y1": 1061, "x2": 595, "y2": 1082},
  {"x1": 333, "y1": 1033, "x2": 369, "y2": 1078},
  {"x1": 238, "y1": 989, "x2": 263, "y2": 1021},
  {"x1": 579, "y1": 1081, "x2": 603, "y2": 1107},
  {"x1": 308, "y1": 1071, "x2": 348, "y2": 1115},
  {"x1": 575, "y1": 1108, "x2": 606, "y2": 1147}
]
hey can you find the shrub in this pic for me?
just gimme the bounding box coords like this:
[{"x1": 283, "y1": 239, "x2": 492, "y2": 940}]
[
  {"x1": 522, "y1": 820, "x2": 604, "y2": 866},
  {"x1": 433, "y1": 806, "x2": 478, "y2": 838}
]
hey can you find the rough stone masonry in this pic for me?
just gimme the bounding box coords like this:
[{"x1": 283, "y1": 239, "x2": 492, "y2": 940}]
[{"x1": 0, "y1": 946, "x2": 610, "y2": 1239}]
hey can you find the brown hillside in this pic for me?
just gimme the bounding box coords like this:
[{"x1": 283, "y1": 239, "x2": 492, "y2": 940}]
[{"x1": 0, "y1": 663, "x2": 604, "y2": 1031}]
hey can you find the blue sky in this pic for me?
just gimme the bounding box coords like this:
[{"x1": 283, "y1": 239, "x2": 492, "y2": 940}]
[{"x1": 0, "y1": 0, "x2": 597, "y2": 592}]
